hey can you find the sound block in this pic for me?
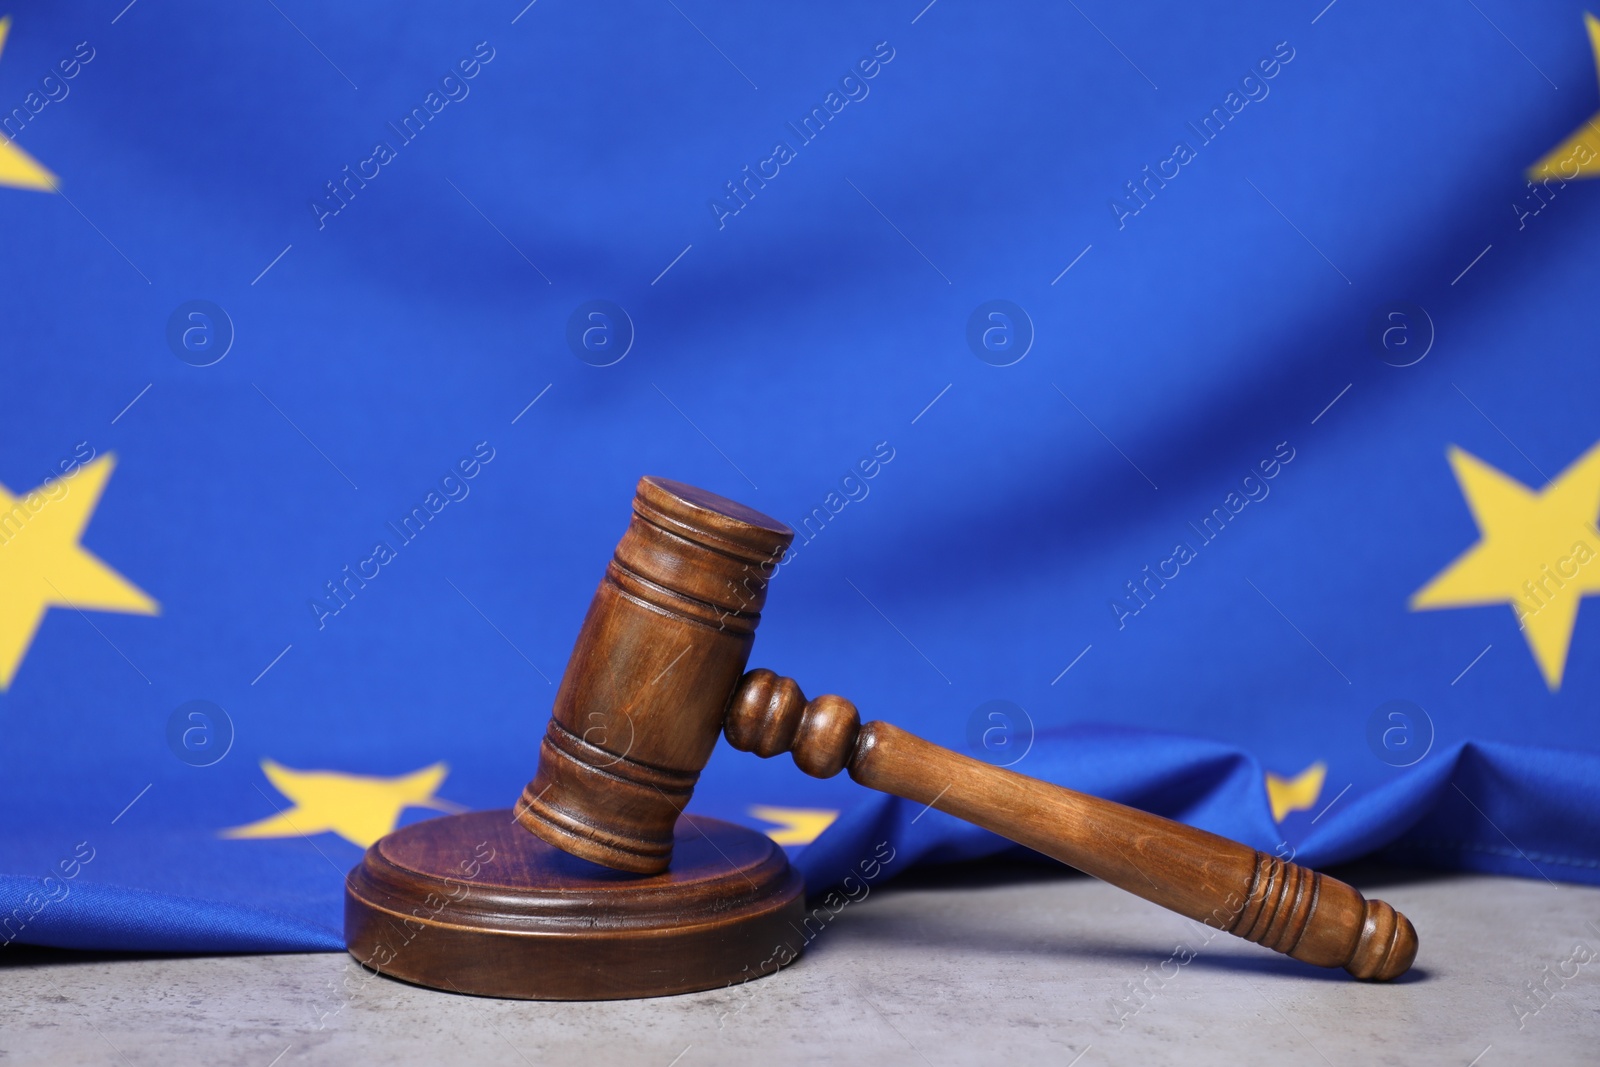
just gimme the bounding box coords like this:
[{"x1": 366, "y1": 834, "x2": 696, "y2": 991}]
[{"x1": 344, "y1": 809, "x2": 806, "y2": 1000}]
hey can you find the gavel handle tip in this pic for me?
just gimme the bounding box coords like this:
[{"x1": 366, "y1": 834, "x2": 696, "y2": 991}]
[{"x1": 1345, "y1": 898, "x2": 1419, "y2": 981}]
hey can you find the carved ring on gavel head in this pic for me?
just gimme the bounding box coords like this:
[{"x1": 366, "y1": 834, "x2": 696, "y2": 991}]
[{"x1": 515, "y1": 476, "x2": 1418, "y2": 983}]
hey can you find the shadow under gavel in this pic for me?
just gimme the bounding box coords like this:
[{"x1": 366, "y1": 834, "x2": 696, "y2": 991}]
[{"x1": 515, "y1": 476, "x2": 1417, "y2": 982}]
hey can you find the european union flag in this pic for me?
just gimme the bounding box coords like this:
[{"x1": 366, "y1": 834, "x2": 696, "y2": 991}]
[{"x1": 3, "y1": 0, "x2": 1598, "y2": 954}]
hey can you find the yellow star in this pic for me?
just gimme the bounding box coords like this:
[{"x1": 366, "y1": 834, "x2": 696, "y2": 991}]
[
  {"x1": 224, "y1": 760, "x2": 463, "y2": 849},
  {"x1": 0, "y1": 18, "x2": 58, "y2": 192},
  {"x1": 0, "y1": 454, "x2": 157, "y2": 689},
  {"x1": 748, "y1": 805, "x2": 838, "y2": 846},
  {"x1": 1411, "y1": 441, "x2": 1600, "y2": 691},
  {"x1": 1265, "y1": 762, "x2": 1326, "y2": 823},
  {"x1": 1529, "y1": 13, "x2": 1600, "y2": 180}
]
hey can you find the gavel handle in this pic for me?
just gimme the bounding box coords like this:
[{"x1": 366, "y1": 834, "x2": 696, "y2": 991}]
[{"x1": 726, "y1": 671, "x2": 1417, "y2": 981}]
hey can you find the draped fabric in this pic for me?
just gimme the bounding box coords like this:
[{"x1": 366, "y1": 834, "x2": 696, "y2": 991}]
[{"x1": 3, "y1": 0, "x2": 1597, "y2": 951}]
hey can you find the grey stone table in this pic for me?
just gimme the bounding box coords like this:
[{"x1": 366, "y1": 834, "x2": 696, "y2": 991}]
[{"x1": 2, "y1": 863, "x2": 1595, "y2": 1065}]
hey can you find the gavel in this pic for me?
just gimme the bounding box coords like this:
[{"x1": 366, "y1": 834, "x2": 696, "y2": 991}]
[{"x1": 511, "y1": 476, "x2": 1417, "y2": 981}]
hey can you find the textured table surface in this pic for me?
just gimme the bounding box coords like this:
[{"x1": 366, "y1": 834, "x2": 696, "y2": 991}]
[{"x1": 3, "y1": 863, "x2": 1595, "y2": 1065}]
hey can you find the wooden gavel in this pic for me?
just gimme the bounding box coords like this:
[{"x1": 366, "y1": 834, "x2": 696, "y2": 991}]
[{"x1": 515, "y1": 476, "x2": 1417, "y2": 981}]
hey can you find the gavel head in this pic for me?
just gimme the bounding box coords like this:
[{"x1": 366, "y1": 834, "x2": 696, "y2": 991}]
[{"x1": 515, "y1": 476, "x2": 794, "y2": 874}]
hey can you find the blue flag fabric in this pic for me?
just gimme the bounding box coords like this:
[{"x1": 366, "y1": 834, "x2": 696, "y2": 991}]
[{"x1": 3, "y1": 0, "x2": 1599, "y2": 953}]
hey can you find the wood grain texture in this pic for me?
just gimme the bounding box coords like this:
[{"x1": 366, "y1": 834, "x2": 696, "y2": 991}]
[
  {"x1": 506, "y1": 477, "x2": 1416, "y2": 989},
  {"x1": 515, "y1": 476, "x2": 793, "y2": 874},
  {"x1": 725, "y1": 670, "x2": 1417, "y2": 981},
  {"x1": 345, "y1": 810, "x2": 805, "y2": 999}
]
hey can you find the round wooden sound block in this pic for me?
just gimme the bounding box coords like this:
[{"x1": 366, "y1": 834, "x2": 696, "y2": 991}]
[{"x1": 344, "y1": 809, "x2": 806, "y2": 1000}]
